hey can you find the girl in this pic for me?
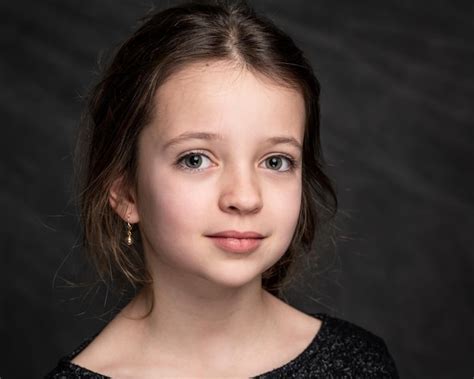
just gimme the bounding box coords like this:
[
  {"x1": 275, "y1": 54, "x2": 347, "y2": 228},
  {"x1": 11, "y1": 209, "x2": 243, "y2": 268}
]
[{"x1": 46, "y1": 1, "x2": 399, "y2": 377}]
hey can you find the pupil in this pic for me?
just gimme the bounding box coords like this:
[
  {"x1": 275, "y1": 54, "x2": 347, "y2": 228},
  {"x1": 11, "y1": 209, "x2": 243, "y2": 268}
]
[
  {"x1": 188, "y1": 155, "x2": 201, "y2": 167},
  {"x1": 269, "y1": 157, "x2": 281, "y2": 169}
]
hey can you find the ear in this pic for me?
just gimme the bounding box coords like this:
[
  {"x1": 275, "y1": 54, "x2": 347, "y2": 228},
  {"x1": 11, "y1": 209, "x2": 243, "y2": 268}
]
[{"x1": 109, "y1": 175, "x2": 140, "y2": 223}]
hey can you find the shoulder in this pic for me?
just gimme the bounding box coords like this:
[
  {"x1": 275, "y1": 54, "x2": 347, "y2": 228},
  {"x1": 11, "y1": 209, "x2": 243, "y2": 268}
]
[
  {"x1": 44, "y1": 334, "x2": 110, "y2": 379},
  {"x1": 305, "y1": 313, "x2": 400, "y2": 378}
]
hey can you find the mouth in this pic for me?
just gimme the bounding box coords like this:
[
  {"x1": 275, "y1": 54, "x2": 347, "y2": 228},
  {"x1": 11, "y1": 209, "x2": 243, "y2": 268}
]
[
  {"x1": 205, "y1": 231, "x2": 265, "y2": 254},
  {"x1": 207, "y1": 236, "x2": 264, "y2": 254},
  {"x1": 206, "y1": 230, "x2": 264, "y2": 239}
]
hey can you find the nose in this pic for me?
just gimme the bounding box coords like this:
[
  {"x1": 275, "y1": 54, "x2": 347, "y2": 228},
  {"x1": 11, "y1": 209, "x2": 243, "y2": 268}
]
[{"x1": 218, "y1": 164, "x2": 263, "y2": 215}]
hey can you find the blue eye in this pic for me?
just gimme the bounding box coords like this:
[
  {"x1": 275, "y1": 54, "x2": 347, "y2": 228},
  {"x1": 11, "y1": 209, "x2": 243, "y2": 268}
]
[{"x1": 175, "y1": 151, "x2": 297, "y2": 173}]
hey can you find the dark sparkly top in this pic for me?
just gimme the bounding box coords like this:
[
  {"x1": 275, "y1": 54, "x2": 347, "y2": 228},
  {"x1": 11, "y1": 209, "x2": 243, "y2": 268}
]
[{"x1": 44, "y1": 312, "x2": 399, "y2": 378}]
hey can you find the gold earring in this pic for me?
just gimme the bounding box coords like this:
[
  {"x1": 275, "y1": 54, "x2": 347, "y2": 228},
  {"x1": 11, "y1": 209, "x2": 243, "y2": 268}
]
[{"x1": 126, "y1": 216, "x2": 133, "y2": 246}]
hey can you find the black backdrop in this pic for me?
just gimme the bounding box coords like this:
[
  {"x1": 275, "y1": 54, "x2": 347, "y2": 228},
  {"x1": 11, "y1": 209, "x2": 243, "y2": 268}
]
[{"x1": 2, "y1": 1, "x2": 473, "y2": 378}]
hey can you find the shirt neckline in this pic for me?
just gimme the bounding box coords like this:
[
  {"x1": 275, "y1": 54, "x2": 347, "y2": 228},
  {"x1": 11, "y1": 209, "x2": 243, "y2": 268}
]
[
  {"x1": 252, "y1": 312, "x2": 329, "y2": 377},
  {"x1": 61, "y1": 312, "x2": 330, "y2": 378}
]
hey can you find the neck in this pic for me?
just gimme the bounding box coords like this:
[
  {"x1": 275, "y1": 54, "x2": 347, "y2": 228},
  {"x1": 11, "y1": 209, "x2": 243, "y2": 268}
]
[{"x1": 118, "y1": 262, "x2": 278, "y2": 366}]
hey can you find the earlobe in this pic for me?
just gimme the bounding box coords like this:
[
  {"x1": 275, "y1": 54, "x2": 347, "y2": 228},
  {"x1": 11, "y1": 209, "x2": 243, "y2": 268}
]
[{"x1": 108, "y1": 176, "x2": 140, "y2": 223}]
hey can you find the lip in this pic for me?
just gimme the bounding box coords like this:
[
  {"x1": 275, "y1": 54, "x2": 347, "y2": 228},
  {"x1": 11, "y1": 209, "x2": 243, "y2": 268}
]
[
  {"x1": 206, "y1": 230, "x2": 265, "y2": 254},
  {"x1": 207, "y1": 236, "x2": 263, "y2": 254},
  {"x1": 206, "y1": 230, "x2": 264, "y2": 239}
]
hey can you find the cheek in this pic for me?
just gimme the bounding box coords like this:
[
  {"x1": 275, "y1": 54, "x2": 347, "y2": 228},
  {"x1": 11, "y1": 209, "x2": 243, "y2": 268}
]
[
  {"x1": 136, "y1": 170, "x2": 213, "y2": 247},
  {"x1": 272, "y1": 179, "x2": 302, "y2": 242},
  {"x1": 270, "y1": 178, "x2": 301, "y2": 223}
]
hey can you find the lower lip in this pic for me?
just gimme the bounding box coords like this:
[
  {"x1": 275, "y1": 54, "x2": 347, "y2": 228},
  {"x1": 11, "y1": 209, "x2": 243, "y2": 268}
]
[{"x1": 207, "y1": 237, "x2": 263, "y2": 253}]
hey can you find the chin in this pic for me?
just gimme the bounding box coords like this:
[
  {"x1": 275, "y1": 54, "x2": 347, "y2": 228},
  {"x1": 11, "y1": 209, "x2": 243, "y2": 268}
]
[{"x1": 200, "y1": 266, "x2": 263, "y2": 290}]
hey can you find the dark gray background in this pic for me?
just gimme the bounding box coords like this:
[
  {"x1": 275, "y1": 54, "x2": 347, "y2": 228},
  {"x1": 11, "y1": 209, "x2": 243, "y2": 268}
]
[{"x1": 2, "y1": 1, "x2": 473, "y2": 378}]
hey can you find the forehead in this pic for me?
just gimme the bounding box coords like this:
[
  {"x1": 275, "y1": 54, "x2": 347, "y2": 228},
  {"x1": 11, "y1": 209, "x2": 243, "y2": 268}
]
[{"x1": 148, "y1": 60, "x2": 305, "y2": 140}]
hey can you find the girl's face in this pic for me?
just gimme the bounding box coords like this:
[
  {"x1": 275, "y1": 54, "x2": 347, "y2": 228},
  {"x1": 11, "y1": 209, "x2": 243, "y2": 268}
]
[{"x1": 134, "y1": 60, "x2": 305, "y2": 290}]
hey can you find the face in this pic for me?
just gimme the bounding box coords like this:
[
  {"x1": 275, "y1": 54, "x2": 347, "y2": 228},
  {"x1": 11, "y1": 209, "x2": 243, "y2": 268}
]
[{"x1": 134, "y1": 60, "x2": 305, "y2": 290}]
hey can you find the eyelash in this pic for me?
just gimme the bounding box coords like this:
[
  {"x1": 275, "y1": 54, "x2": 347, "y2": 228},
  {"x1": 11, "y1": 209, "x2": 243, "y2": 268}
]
[{"x1": 174, "y1": 150, "x2": 299, "y2": 173}]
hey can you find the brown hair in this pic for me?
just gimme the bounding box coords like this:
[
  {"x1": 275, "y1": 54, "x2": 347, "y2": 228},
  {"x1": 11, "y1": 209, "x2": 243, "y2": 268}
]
[{"x1": 74, "y1": 0, "x2": 338, "y2": 318}]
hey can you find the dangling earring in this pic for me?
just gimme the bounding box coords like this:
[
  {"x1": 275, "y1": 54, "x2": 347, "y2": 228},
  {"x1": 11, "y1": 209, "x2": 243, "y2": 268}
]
[{"x1": 126, "y1": 216, "x2": 133, "y2": 246}]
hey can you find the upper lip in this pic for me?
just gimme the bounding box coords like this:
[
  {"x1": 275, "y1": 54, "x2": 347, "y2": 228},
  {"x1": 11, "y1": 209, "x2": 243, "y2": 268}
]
[{"x1": 207, "y1": 230, "x2": 265, "y2": 239}]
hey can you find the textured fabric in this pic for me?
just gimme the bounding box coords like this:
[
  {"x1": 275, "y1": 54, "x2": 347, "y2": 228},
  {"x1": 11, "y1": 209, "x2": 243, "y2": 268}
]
[{"x1": 44, "y1": 312, "x2": 399, "y2": 378}]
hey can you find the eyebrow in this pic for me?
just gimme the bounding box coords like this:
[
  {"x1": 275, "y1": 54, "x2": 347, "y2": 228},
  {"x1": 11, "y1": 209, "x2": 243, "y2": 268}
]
[{"x1": 163, "y1": 131, "x2": 302, "y2": 151}]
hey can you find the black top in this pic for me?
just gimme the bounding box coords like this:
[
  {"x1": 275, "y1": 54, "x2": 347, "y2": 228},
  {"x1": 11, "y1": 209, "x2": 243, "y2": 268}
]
[{"x1": 44, "y1": 312, "x2": 399, "y2": 378}]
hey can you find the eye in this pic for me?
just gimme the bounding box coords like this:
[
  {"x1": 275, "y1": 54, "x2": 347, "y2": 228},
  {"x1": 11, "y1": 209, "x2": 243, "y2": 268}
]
[
  {"x1": 264, "y1": 155, "x2": 297, "y2": 172},
  {"x1": 175, "y1": 151, "x2": 213, "y2": 172},
  {"x1": 174, "y1": 152, "x2": 298, "y2": 173}
]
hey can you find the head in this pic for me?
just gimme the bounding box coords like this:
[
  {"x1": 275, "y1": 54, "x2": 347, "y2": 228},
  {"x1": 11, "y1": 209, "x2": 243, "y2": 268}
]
[{"x1": 75, "y1": 0, "x2": 337, "y2": 316}]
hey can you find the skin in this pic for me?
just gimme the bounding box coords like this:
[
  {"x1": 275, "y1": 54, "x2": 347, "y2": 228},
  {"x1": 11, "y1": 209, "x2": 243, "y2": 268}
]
[{"x1": 72, "y1": 60, "x2": 322, "y2": 378}]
